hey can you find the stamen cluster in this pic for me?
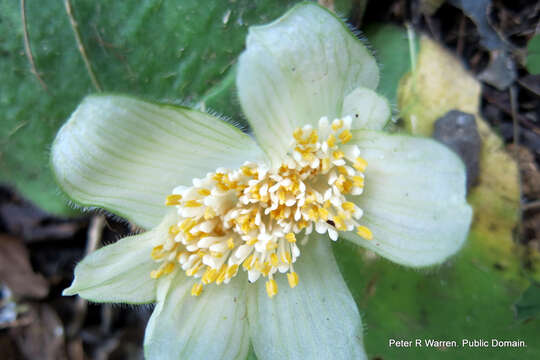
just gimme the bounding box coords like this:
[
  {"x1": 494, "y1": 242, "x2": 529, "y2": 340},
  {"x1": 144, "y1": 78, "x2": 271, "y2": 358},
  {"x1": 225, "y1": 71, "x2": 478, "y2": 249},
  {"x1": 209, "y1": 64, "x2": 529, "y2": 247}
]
[{"x1": 151, "y1": 117, "x2": 372, "y2": 297}]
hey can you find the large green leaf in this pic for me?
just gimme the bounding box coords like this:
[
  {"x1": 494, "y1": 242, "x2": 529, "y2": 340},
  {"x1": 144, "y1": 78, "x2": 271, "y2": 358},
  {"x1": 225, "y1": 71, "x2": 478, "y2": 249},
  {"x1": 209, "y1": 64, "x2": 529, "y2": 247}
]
[
  {"x1": 3, "y1": 0, "x2": 355, "y2": 215},
  {"x1": 332, "y1": 36, "x2": 540, "y2": 359}
]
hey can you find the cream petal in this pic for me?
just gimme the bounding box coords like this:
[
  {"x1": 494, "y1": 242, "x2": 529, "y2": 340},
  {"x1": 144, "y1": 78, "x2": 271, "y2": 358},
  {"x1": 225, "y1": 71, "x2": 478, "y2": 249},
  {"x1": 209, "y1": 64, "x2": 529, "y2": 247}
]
[
  {"x1": 343, "y1": 130, "x2": 472, "y2": 266},
  {"x1": 237, "y1": 3, "x2": 378, "y2": 163},
  {"x1": 52, "y1": 94, "x2": 264, "y2": 229},
  {"x1": 247, "y1": 235, "x2": 366, "y2": 360},
  {"x1": 342, "y1": 87, "x2": 391, "y2": 130},
  {"x1": 144, "y1": 273, "x2": 249, "y2": 360},
  {"x1": 63, "y1": 230, "x2": 157, "y2": 304}
]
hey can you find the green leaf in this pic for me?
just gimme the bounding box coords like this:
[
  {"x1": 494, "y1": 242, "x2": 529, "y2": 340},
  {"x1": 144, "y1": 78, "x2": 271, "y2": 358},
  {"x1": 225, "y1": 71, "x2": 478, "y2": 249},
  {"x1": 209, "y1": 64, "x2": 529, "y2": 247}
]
[
  {"x1": 526, "y1": 35, "x2": 540, "y2": 75},
  {"x1": 365, "y1": 24, "x2": 417, "y2": 106},
  {"x1": 1, "y1": 0, "x2": 331, "y2": 216},
  {"x1": 515, "y1": 282, "x2": 540, "y2": 322}
]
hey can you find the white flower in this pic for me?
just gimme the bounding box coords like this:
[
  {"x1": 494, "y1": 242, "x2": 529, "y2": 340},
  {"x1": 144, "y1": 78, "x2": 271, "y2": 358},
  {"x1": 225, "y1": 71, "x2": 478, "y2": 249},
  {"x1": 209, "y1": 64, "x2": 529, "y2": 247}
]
[{"x1": 52, "y1": 3, "x2": 472, "y2": 360}]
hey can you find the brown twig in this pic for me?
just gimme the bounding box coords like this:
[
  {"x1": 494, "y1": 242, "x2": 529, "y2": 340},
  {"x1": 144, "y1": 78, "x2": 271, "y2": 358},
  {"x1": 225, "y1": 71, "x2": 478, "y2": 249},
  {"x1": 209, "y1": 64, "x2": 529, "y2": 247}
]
[
  {"x1": 483, "y1": 90, "x2": 540, "y2": 135},
  {"x1": 523, "y1": 200, "x2": 540, "y2": 211},
  {"x1": 456, "y1": 15, "x2": 466, "y2": 57},
  {"x1": 64, "y1": 0, "x2": 102, "y2": 92},
  {"x1": 20, "y1": 0, "x2": 48, "y2": 91}
]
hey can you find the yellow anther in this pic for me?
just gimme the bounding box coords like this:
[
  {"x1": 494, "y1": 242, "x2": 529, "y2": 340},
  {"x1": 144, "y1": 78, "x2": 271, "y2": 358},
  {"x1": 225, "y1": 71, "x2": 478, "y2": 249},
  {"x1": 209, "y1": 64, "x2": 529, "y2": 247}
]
[
  {"x1": 162, "y1": 262, "x2": 176, "y2": 275},
  {"x1": 307, "y1": 208, "x2": 317, "y2": 220},
  {"x1": 338, "y1": 129, "x2": 352, "y2": 144},
  {"x1": 352, "y1": 176, "x2": 365, "y2": 187},
  {"x1": 287, "y1": 272, "x2": 299, "y2": 288},
  {"x1": 186, "y1": 261, "x2": 202, "y2": 276},
  {"x1": 333, "y1": 215, "x2": 346, "y2": 230},
  {"x1": 202, "y1": 268, "x2": 216, "y2": 284},
  {"x1": 318, "y1": 207, "x2": 329, "y2": 220},
  {"x1": 262, "y1": 262, "x2": 272, "y2": 276},
  {"x1": 322, "y1": 157, "x2": 331, "y2": 172},
  {"x1": 227, "y1": 238, "x2": 235, "y2": 249},
  {"x1": 354, "y1": 157, "x2": 368, "y2": 172},
  {"x1": 216, "y1": 183, "x2": 229, "y2": 191},
  {"x1": 196, "y1": 249, "x2": 207, "y2": 258},
  {"x1": 342, "y1": 202, "x2": 355, "y2": 212},
  {"x1": 343, "y1": 180, "x2": 353, "y2": 193},
  {"x1": 226, "y1": 264, "x2": 239, "y2": 278},
  {"x1": 216, "y1": 266, "x2": 228, "y2": 284},
  {"x1": 210, "y1": 251, "x2": 223, "y2": 258},
  {"x1": 293, "y1": 128, "x2": 303, "y2": 141},
  {"x1": 333, "y1": 150, "x2": 344, "y2": 159},
  {"x1": 281, "y1": 251, "x2": 292, "y2": 264},
  {"x1": 243, "y1": 254, "x2": 255, "y2": 270},
  {"x1": 191, "y1": 283, "x2": 203, "y2": 296},
  {"x1": 308, "y1": 130, "x2": 318, "y2": 144},
  {"x1": 247, "y1": 238, "x2": 258, "y2": 246},
  {"x1": 270, "y1": 253, "x2": 279, "y2": 266},
  {"x1": 150, "y1": 269, "x2": 163, "y2": 279},
  {"x1": 180, "y1": 218, "x2": 195, "y2": 231},
  {"x1": 278, "y1": 189, "x2": 286, "y2": 202},
  {"x1": 266, "y1": 241, "x2": 278, "y2": 251},
  {"x1": 254, "y1": 259, "x2": 263, "y2": 272},
  {"x1": 151, "y1": 245, "x2": 164, "y2": 260},
  {"x1": 165, "y1": 194, "x2": 182, "y2": 206},
  {"x1": 197, "y1": 188, "x2": 211, "y2": 196},
  {"x1": 203, "y1": 206, "x2": 216, "y2": 220},
  {"x1": 285, "y1": 232, "x2": 296, "y2": 243},
  {"x1": 331, "y1": 119, "x2": 343, "y2": 131},
  {"x1": 266, "y1": 279, "x2": 278, "y2": 298},
  {"x1": 184, "y1": 200, "x2": 202, "y2": 207},
  {"x1": 168, "y1": 225, "x2": 180, "y2": 236},
  {"x1": 356, "y1": 225, "x2": 373, "y2": 240},
  {"x1": 327, "y1": 134, "x2": 336, "y2": 148}
]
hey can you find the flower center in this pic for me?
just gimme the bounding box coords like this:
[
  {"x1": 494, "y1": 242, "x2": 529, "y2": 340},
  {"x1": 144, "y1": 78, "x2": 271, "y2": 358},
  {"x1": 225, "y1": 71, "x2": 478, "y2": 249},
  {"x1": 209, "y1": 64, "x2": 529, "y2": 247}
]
[{"x1": 150, "y1": 117, "x2": 372, "y2": 297}]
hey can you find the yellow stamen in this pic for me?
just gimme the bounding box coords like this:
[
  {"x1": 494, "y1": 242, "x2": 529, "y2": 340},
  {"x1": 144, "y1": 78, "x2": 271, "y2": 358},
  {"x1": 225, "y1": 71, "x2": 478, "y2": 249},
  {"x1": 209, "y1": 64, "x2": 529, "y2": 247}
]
[
  {"x1": 266, "y1": 279, "x2": 278, "y2": 298},
  {"x1": 327, "y1": 134, "x2": 336, "y2": 148},
  {"x1": 318, "y1": 207, "x2": 329, "y2": 220},
  {"x1": 333, "y1": 150, "x2": 344, "y2": 159},
  {"x1": 151, "y1": 245, "x2": 164, "y2": 260},
  {"x1": 338, "y1": 129, "x2": 352, "y2": 143},
  {"x1": 204, "y1": 206, "x2": 216, "y2": 220},
  {"x1": 191, "y1": 283, "x2": 203, "y2": 296},
  {"x1": 197, "y1": 188, "x2": 211, "y2": 196},
  {"x1": 287, "y1": 272, "x2": 299, "y2": 288},
  {"x1": 354, "y1": 157, "x2": 368, "y2": 172},
  {"x1": 227, "y1": 237, "x2": 235, "y2": 249},
  {"x1": 270, "y1": 253, "x2": 279, "y2": 266},
  {"x1": 184, "y1": 200, "x2": 202, "y2": 207},
  {"x1": 285, "y1": 232, "x2": 296, "y2": 243},
  {"x1": 331, "y1": 119, "x2": 343, "y2": 131},
  {"x1": 342, "y1": 201, "x2": 355, "y2": 212},
  {"x1": 356, "y1": 225, "x2": 373, "y2": 240},
  {"x1": 353, "y1": 176, "x2": 365, "y2": 187},
  {"x1": 162, "y1": 262, "x2": 175, "y2": 275},
  {"x1": 226, "y1": 264, "x2": 239, "y2": 278},
  {"x1": 165, "y1": 194, "x2": 182, "y2": 206}
]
